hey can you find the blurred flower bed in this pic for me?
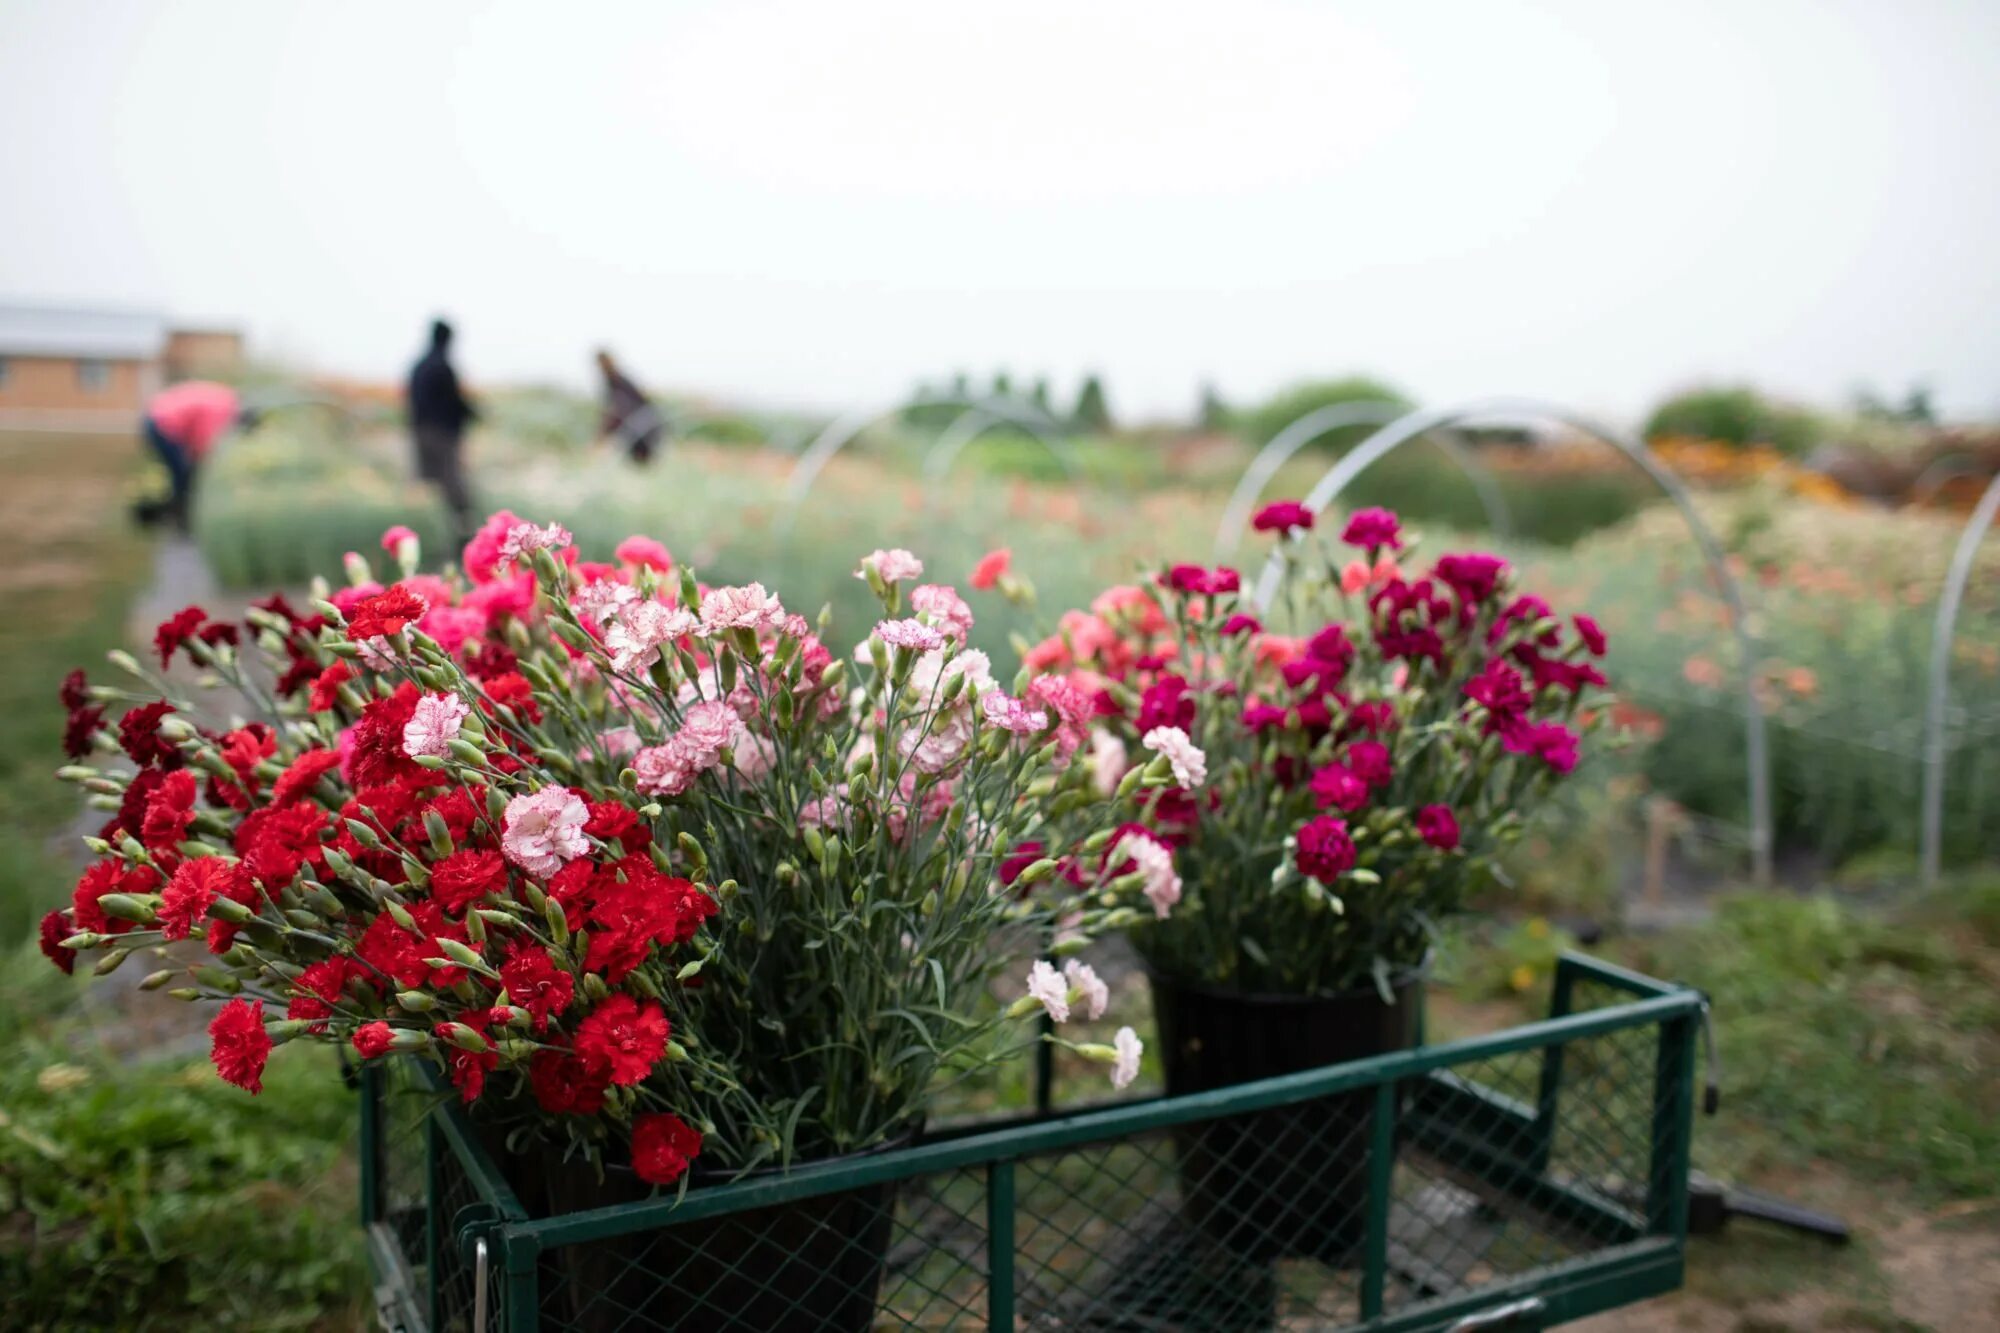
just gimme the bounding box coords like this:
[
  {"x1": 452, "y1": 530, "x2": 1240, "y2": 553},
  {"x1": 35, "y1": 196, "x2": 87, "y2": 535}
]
[{"x1": 192, "y1": 417, "x2": 2000, "y2": 888}]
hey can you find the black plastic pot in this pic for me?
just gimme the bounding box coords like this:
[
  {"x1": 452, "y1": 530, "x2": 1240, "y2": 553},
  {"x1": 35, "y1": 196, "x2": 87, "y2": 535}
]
[
  {"x1": 496, "y1": 1135, "x2": 906, "y2": 1333},
  {"x1": 1149, "y1": 967, "x2": 1423, "y2": 1264}
]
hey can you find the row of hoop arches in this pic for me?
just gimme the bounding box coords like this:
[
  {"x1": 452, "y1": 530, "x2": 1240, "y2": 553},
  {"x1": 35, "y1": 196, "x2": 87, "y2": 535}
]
[{"x1": 721, "y1": 392, "x2": 1995, "y2": 889}]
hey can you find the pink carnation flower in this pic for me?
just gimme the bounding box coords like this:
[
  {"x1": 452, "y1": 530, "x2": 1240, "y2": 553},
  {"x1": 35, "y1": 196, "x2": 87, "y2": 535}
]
[
  {"x1": 401, "y1": 691, "x2": 470, "y2": 760},
  {"x1": 572, "y1": 578, "x2": 639, "y2": 626},
  {"x1": 501, "y1": 787, "x2": 590, "y2": 878},
  {"x1": 909, "y1": 584, "x2": 974, "y2": 643},
  {"x1": 1115, "y1": 830, "x2": 1182, "y2": 919},
  {"x1": 605, "y1": 600, "x2": 698, "y2": 674},
  {"x1": 633, "y1": 742, "x2": 697, "y2": 797},
  {"x1": 615, "y1": 535, "x2": 673, "y2": 571},
  {"x1": 1112, "y1": 1026, "x2": 1143, "y2": 1090},
  {"x1": 381, "y1": 525, "x2": 420, "y2": 562},
  {"x1": 498, "y1": 521, "x2": 574, "y2": 568},
  {"x1": 980, "y1": 691, "x2": 1049, "y2": 735},
  {"x1": 858, "y1": 549, "x2": 924, "y2": 583},
  {"x1": 697, "y1": 583, "x2": 784, "y2": 636},
  {"x1": 1064, "y1": 958, "x2": 1109, "y2": 1021},
  {"x1": 677, "y1": 700, "x2": 743, "y2": 770},
  {"x1": 798, "y1": 790, "x2": 850, "y2": 830},
  {"x1": 1025, "y1": 959, "x2": 1070, "y2": 1024},
  {"x1": 419, "y1": 605, "x2": 488, "y2": 655},
  {"x1": 876, "y1": 618, "x2": 945, "y2": 652},
  {"x1": 462, "y1": 510, "x2": 524, "y2": 584},
  {"x1": 1142, "y1": 726, "x2": 1208, "y2": 789}
]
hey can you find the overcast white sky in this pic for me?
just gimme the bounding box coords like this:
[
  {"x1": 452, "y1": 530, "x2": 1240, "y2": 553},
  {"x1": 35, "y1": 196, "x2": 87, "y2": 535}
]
[{"x1": 3, "y1": 0, "x2": 1997, "y2": 423}]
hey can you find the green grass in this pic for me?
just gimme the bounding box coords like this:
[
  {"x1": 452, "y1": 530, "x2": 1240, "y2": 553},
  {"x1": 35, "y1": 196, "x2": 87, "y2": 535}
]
[{"x1": 0, "y1": 431, "x2": 154, "y2": 946}]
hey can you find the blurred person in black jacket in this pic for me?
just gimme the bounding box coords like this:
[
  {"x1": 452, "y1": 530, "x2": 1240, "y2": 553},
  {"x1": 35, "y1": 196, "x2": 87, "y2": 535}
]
[
  {"x1": 596, "y1": 349, "x2": 664, "y2": 464},
  {"x1": 407, "y1": 318, "x2": 478, "y2": 545}
]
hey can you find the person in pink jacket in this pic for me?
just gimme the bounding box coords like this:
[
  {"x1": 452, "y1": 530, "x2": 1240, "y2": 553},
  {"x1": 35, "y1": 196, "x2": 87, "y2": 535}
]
[{"x1": 143, "y1": 380, "x2": 244, "y2": 531}]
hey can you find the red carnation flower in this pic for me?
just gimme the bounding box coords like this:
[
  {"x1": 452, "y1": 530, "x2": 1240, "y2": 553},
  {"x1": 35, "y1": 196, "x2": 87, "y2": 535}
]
[
  {"x1": 272, "y1": 748, "x2": 343, "y2": 806},
  {"x1": 631, "y1": 1112, "x2": 703, "y2": 1186},
  {"x1": 1416, "y1": 804, "x2": 1460, "y2": 850},
  {"x1": 584, "y1": 800, "x2": 650, "y2": 855},
  {"x1": 308, "y1": 661, "x2": 354, "y2": 712},
  {"x1": 345, "y1": 586, "x2": 428, "y2": 641},
  {"x1": 1294, "y1": 815, "x2": 1357, "y2": 884},
  {"x1": 1252, "y1": 500, "x2": 1315, "y2": 535},
  {"x1": 72, "y1": 860, "x2": 151, "y2": 936},
  {"x1": 39, "y1": 909, "x2": 77, "y2": 974},
  {"x1": 500, "y1": 945, "x2": 575, "y2": 1032},
  {"x1": 463, "y1": 641, "x2": 518, "y2": 681},
  {"x1": 437, "y1": 1008, "x2": 501, "y2": 1102},
  {"x1": 573, "y1": 994, "x2": 670, "y2": 1087},
  {"x1": 352, "y1": 1021, "x2": 397, "y2": 1060},
  {"x1": 349, "y1": 684, "x2": 429, "y2": 789},
  {"x1": 209, "y1": 997, "x2": 273, "y2": 1093},
  {"x1": 1340, "y1": 507, "x2": 1403, "y2": 551},
  {"x1": 428, "y1": 848, "x2": 508, "y2": 915},
  {"x1": 160, "y1": 856, "x2": 246, "y2": 941},
  {"x1": 235, "y1": 802, "x2": 330, "y2": 887},
  {"x1": 118, "y1": 700, "x2": 182, "y2": 769},
  {"x1": 219, "y1": 724, "x2": 276, "y2": 789},
  {"x1": 287, "y1": 957, "x2": 357, "y2": 1032},
  {"x1": 59, "y1": 668, "x2": 90, "y2": 712},
  {"x1": 141, "y1": 769, "x2": 199, "y2": 852},
  {"x1": 530, "y1": 1045, "x2": 610, "y2": 1116},
  {"x1": 154, "y1": 605, "x2": 208, "y2": 667},
  {"x1": 969, "y1": 548, "x2": 1011, "y2": 591},
  {"x1": 62, "y1": 703, "x2": 106, "y2": 759}
]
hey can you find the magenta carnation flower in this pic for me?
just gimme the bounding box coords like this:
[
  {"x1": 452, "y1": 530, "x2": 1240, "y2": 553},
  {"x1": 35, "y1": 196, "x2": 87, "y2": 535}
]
[
  {"x1": 1416, "y1": 804, "x2": 1460, "y2": 850},
  {"x1": 1294, "y1": 815, "x2": 1357, "y2": 883},
  {"x1": 1252, "y1": 501, "x2": 1315, "y2": 535},
  {"x1": 1340, "y1": 507, "x2": 1403, "y2": 551}
]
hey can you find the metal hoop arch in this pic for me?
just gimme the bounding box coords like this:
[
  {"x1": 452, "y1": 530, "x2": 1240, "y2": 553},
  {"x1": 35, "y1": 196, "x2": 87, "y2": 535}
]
[
  {"x1": 780, "y1": 394, "x2": 1063, "y2": 517},
  {"x1": 921, "y1": 405, "x2": 1079, "y2": 493},
  {"x1": 1919, "y1": 470, "x2": 2000, "y2": 887},
  {"x1": 1251, "y1": 397, "x2": 1773, "y2": 884},
  {"x1": 1213, "y1": 401, "x2": 1512, "y2": 561}
]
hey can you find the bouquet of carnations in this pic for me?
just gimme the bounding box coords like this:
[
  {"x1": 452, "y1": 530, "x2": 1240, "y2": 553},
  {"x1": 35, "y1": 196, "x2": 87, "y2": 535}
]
[
  {"x1": 44, "y1": 514, "x2": 1161, "y2": 1187},
  {"x1": 1022, "y1": 504, "x2": 1611, "y2": 998}
]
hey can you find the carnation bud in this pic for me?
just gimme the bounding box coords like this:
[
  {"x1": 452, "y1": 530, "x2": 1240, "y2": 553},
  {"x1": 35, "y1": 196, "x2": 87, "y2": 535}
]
[
  {"x1": 413, "y1": 753, "x2": 446, "y2": 770},
  {"x1": 676, "y1": 832, "x2": 708, "y2": 878},
  {"x1": 801, "y1": 827, "x2": 826, "y2": 860},
  {"x1": 940, "y1": 671, "x2": 965, "y2": 704},
  {"x1": 581, "y1": 972, "x2": 611, "y2": 1003},
  {"x1": 627, "y1": 970, "x2": 661, "y2": 999},
  {"x1": 386, "y1": 900, "x2": 417, "y2": 932},
  {"x1": 344, "y1": 818, "x2": 383, "y2": 849},
  {"x1": 93, "y1": 947, "x2": 132, "y2": 976},
  {"x1": 55, "y1": 765, "x2": 99, "y2": 783},
  {"x1": 820, "y1": 660, "x2": 846, "y2": 692},
  {"x1": 424, "y1": 811, "x2": 453, "y2": 858},
  {"x1": 61, "y1": 931, "x2": 104, "y2": 951},
  {"x1": 437, "y1": 938, "x2": 493, "y2": 973},
  {"x1": 207, "y1": 895, "x2": 254, "y2": 923},
  {"x1": 192, "y1": 965, "x2": 242, "y2": 993},
  {"x1": 396, "y1": 990, "x2": 437, "y2": 1012},
  {"x1": 674, "y1": 960, "x2": 702, "y2": 981},
  {"x1": 106, "y1": 649, "x2": 144, "y2": 678},
  {"x1": 97, "y1": 893, "x2": 159, "y2": 925},
  {"x1": 283, "y1": 909, "x2": 321, "y2": 929},
  {"x1": 167, "y1": 987, "x2": 202, "y2": 1002},
  {"x1": 139, "y1": 968, "x2": 177, "y2": 991},
  {"x1": 437, "y1": 1022, "x2": 491, "y2": 1053},
  {"x1": 920, "y1": 890, "x2": 938, "y2": 917},
  {"x1": 1013, "y1": 858, "x2": 1061, "y2": 887},
  {"x1": 82, "y1": 836, "x2": 114, "y2": 856},
  {"x1": 550, "y1": 618, "x2": 592, "y2": 653},
  {"x1": 464, "y1": 910, "x2": 487, "y2": 945},
  {"x1": 531, "y1": 546, "x2": 563, "y2": 585},
  {"x1": 486, "y1": 787, "x2": 509, "y2": 822}
]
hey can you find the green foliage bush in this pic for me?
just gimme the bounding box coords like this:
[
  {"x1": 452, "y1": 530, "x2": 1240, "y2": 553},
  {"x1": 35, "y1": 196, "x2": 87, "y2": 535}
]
[
  {"x1": 0, "y1": 1040, "x2": 365, "y2": 1330},
  {"x1": 1071, "y1": 374, "x2": 1112, "y2": 433},
  {"x1": 1641, "y1": 385, "x2": 1823, "y2": 455},
  {"x1": 1238, "y1": 375, "x2": 1411, "y2": 446}
]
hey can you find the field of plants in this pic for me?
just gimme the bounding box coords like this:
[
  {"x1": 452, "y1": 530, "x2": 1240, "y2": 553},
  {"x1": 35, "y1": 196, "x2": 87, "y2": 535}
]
[{"x1": 190, "y1": 394, "x2": 2000, "y2": 892}]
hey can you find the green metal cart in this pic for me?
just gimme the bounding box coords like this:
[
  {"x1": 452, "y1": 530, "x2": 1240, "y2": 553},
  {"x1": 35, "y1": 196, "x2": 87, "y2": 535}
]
[{"x1": 361, "y1": 953, "x2": 1703, "y2": 1331}]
